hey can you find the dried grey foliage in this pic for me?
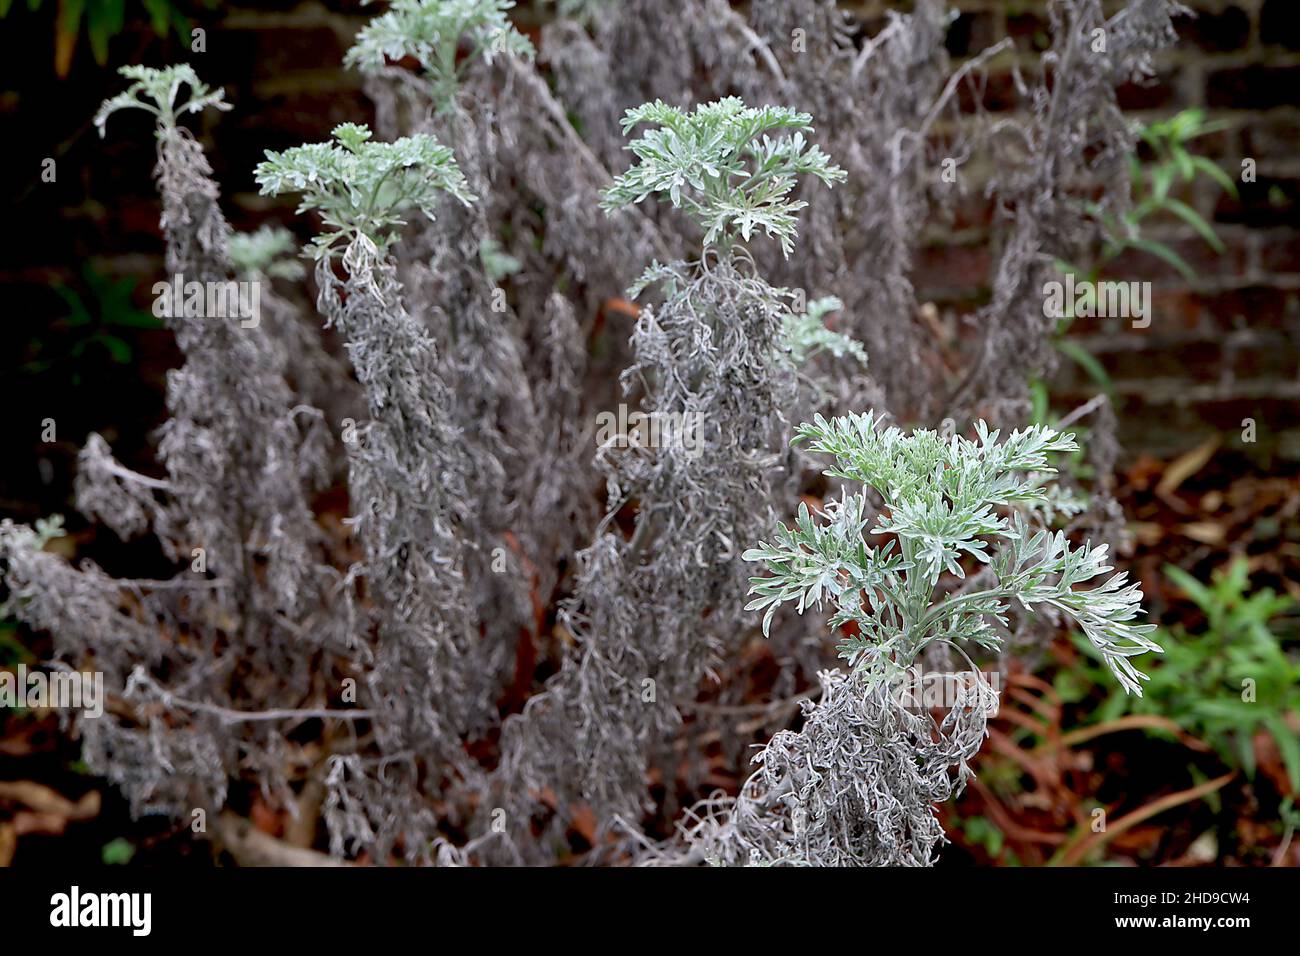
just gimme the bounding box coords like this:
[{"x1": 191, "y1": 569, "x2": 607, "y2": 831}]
[
  {"x1": 663, "y1": 667, "x2": 994, "y2": 866},
  {"x1": 356, "y1": 18, "x2": 670, "y2": 551},
  {"x1": 354, "y1": 42, "x2": 582, "y2": 693},
  {"x1": 544, "y1": 0, "x2": 1183, "y2": 430},
  {"x1": 255, "y1": 122, "x2": 500, "y2": 860},
  {"x1": 5, "y1": 66, "x2": 347, "y2": 825},
  {"x1": 228, "y1": 225, "x2": 361, "y2": 432},
  {"x1": 524, "y1": 293, "x2": 601, "y2": 600},
  {"x1": 489, "y1": 253, "x2": 804, "y2": 851},
  {"x1": 74, "y1": 432, "x2": 169, "y2": 542}
]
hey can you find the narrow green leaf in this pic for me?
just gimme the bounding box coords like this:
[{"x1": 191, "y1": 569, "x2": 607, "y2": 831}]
[
  {"x1": 1164, "y1": 198, "x2": 1224, "y2": 252},
  {"x1": 1190, "y1": 155, "x2": 1238, "y2": 199},
  {"x1": 1057, "y1": 340, "x2": 1111, "y2": 391},
  {"x1": 1128, "y1": 236, "x2": 1196, "y2": 280}
]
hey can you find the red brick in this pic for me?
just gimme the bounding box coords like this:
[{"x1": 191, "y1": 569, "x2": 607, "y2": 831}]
[
  {"x1": 1117, "y1": 341, "x2": 1223, "y2": 380},
  {"x1": 1257, "y1": 231, "x2": 1300, "y2": 273},
  {"x1": 1261, "y1": 0, "x2": 1300, "y2": 50},
  {"x1": 1191, "y1": 286, "x2": 1294, "y2": 330},
  {"x1": 955, "y1": 69, "x2": 1021, "y2": 113},
  {"x1": 1214, "y1": 176, "x2": 1300, "y2": 230},
  {"x1": 1230, "y1": 339, "x2": 1300, "y2": 379},
  {"x1": 1180, "y1": 5, "x2": 1252, "y2": 53},
  {"x1": 1207, "y1": 66, "x2": 1300, "y2": 110},
  {"x1": 1065, "y1": 287, "x2": 1200, "y2": 336},
  {"x1": 1149, "y1": 287, "x2": 1204, "y2": 331},
  {"x1": 1108, "y1": 235, "x2": 1249, "y2": 283},
  {"x1": 914, "y1": 242, "x2": 992, "y2": 294},
  {"x1": 1241, "y1": 114, "x2": 1300, "y2": 158},
  {"x1": 1006, "y1": 13, "x2": 1051, "y2": 53},
  {"x1": 1116, "y1": 74, "x2": 1179, "y2": 112}
]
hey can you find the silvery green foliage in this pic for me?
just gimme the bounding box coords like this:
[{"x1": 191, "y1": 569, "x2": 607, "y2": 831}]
[
  {"x1": 481, "y1": 99, "x2": 843, "y2": 861},
  {"x1": 254, "y1": 122, "x2": 474, "y2": 259},
  {"x1": 94, "y1": 63, "x2": 231, "y2": 134},
  {"x1": 672, "y1": 415, "x2": 1157, "y2": 865},
  {"x1": 256, "y1": 124, "x2": 494, "y2": 861},
  {"x1": 345, "y1": 0, "x2": 534, "y2": 113},
  {"x1": 228, "y1": 224, "x2": 305, "y2": 281},
  {"x1": 3, "y1": 65, "x2": 345, "y2": 823},
  {"x1": 781, "y1": 296, "x2": 867, "y2": 368},
  {"x1": 749, "y1": 416, "x2": 1158, "y2": 690},
  {"x1": 601, "y1": 98, "x2": 846, "y2": 257}
]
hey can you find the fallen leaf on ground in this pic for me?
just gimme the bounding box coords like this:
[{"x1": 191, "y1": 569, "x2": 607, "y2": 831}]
[{"x1": 1157, "y1": 435, "x2": 1220, "y2": 498}]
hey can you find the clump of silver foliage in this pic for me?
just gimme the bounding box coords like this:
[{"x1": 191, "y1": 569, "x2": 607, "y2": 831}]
[
  {"x1": 661, "y1": 415, "x2": 1158, "y2": 865},
  {"x1": 1, "y1": 0, "x2": 1189, "y2": 865}
]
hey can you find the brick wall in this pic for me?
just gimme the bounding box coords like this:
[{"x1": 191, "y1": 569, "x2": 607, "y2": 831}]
[
  {"x1": 2, "y1": 0, "x2": 1296, "y2": 524},
  {"x1": 877, "y1": 0, "x2": 1300, "y2": 463}
]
